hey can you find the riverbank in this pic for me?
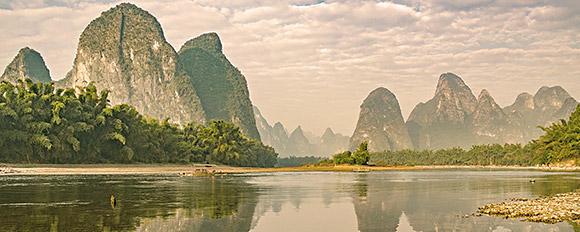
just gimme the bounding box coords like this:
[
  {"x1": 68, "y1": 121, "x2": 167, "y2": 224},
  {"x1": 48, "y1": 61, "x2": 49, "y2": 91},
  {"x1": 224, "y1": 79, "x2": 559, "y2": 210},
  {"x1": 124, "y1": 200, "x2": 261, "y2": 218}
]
[
  {"x1": 2, "y1": 163, "x2": 580, "y2": 175},
  {"x1": 1, "y1": 164, "x2": 420, "y2": 175}
]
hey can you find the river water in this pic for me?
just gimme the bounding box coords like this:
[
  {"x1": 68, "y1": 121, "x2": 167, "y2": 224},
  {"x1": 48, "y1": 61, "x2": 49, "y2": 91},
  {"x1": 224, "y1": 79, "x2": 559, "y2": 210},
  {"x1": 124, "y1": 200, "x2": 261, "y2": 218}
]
[{"x1": 1, "y1": 169, "x2": 580, "y2": 231}]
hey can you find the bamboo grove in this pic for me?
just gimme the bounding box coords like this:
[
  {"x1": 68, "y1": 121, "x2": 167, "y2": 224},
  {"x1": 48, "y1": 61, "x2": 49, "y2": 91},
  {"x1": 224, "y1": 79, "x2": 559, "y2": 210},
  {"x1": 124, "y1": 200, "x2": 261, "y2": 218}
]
[{"x1": 0, "y1": 79, "x2": 277, "y2": 167}]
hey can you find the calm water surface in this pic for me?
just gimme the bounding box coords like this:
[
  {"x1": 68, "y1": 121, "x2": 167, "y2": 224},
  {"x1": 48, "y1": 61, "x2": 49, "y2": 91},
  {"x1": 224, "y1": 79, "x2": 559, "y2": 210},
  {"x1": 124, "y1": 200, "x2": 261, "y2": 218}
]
[{"x1": 1, "y1": 169, "x2": 580, "y2": 231}]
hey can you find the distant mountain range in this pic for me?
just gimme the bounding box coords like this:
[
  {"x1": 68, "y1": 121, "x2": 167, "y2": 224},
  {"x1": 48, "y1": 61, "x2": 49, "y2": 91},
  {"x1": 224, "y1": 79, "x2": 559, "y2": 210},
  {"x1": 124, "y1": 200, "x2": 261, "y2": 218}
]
[
  {"x1": 1, "y1": 3, "x2": 576, "y2": 156},
  {"x1": 254, "y1": 106, "x2": 349, "y2": 157},
  {"x1": 352, "y1": 73, "x2": 578, "y2": 151}
]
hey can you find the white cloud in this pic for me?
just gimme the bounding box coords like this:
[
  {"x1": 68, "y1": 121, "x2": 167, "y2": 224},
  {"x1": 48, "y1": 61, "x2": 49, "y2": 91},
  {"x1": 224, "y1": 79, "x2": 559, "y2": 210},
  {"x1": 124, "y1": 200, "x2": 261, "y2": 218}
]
[{"x1": 0, "y1": 0, "x2": 578, "y2": 136}]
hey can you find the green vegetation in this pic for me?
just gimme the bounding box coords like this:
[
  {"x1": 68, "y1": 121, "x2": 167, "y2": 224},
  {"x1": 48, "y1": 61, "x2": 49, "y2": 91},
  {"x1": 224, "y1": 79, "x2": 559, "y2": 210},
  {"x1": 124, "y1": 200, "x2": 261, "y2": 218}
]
[
  {"x1": 178, "y1": 33, "x2": 261, "y2": 140},
  {"x1": 0, "y1": 79, "x2": 277, "y2": 167},
  {"x1": 331, "y1": 141, "x2": 370, "y2": 165},
  {"x1": 1, "y1": 47, "x2": 51, "y2": 83},
  {"x1": 371, "y1": 144, "x2": 535, "y2": 166},
  {"x1": 535, "y1": 105, "x2": 580, "y2": 164},
  {"x1": 277, "y1": 156, "x2": 328, "y2": 167},
  {"x1": 371, "y1": 103, "x2": 580, "y2": 166}
]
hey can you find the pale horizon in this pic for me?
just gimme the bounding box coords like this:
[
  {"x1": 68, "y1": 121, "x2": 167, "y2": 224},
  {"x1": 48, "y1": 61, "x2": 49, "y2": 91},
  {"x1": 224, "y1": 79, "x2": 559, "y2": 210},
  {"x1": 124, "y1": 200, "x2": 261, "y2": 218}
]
[{"x1": 1, "y1": 0, "x2": 579, "y2": 136}]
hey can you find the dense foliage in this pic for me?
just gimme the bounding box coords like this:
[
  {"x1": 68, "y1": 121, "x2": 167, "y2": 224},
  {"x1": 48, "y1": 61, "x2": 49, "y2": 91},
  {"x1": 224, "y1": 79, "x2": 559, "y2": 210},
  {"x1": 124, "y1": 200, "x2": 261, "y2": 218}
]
[
  {"x1": 371, "y1": 104, "x2": 580, "y2": 166},
  {"x1": 0, "y1": 79, "x2": 277, "y2": 167},
  {"x1": 535, "y1": 103, "x2": 580, "y2": 164},
  {"x1": 332, "y1": 141, "x2": 370, "y2": 165},
  {"x1": 371, "y1": 144, "x2": 536, "y2": 166},
  {"x1": 277, "y1": 156, "x2": 328, "y2": 167}
]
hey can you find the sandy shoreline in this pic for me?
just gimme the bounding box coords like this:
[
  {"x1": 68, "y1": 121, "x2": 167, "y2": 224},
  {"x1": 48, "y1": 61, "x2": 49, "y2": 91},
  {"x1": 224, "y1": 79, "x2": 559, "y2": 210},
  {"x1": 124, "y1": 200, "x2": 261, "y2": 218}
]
[{"x1": 1, "y1": 164, "x2": 579, "y2": 175}]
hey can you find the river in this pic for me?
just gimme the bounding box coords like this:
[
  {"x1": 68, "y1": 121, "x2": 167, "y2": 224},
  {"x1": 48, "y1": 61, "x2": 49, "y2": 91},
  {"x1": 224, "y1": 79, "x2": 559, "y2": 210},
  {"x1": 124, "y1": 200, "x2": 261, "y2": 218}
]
[{"x1": 1, "y1": 169, "x2": 580, "y2": 231}]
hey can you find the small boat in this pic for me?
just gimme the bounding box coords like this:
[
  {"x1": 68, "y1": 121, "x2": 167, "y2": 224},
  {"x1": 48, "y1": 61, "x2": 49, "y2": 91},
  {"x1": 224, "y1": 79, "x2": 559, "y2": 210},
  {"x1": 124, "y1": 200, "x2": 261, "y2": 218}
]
[{"x1": 1, "y1": 164, "x2": 20, "y2": 174}]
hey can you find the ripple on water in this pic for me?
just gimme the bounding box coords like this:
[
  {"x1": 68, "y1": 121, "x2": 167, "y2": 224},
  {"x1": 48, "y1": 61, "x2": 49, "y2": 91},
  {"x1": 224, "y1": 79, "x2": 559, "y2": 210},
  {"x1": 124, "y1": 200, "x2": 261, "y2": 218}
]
[{"x1": 0, "y1": 200, "x2": 91, "y2": 207}]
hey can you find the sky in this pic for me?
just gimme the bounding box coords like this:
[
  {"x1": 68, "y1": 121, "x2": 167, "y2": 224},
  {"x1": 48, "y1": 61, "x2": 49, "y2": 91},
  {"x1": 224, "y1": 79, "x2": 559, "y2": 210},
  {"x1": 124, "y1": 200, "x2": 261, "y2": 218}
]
[{"x1": 1, "y1": 0, "x2": 579, "y2": 136}]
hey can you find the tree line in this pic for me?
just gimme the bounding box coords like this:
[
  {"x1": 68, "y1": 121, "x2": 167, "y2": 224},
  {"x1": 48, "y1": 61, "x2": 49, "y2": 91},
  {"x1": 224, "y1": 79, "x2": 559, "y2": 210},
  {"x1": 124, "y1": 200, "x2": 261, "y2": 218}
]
[
  {"x1": 0, "y1": 79, "x2": 277, "y2": 167},
  {"x1": 370, "y1": 103, "x2": 580, "y2": 166}
]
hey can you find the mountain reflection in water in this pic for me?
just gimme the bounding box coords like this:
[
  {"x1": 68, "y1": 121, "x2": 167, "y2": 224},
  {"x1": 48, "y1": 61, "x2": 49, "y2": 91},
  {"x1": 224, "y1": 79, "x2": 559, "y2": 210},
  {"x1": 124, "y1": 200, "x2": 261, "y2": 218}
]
[{"x1": 1, "y1": 170, "x2": 580, "y2": 231}]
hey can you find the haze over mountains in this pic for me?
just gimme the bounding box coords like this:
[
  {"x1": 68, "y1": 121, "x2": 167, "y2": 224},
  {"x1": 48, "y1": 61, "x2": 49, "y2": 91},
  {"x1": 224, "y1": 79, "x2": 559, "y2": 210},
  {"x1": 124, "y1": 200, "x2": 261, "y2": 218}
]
[
  {"x1": 1, "y1": 3, "x2": 577, "y2": 157},
  {"x1": 254, "y1": 106, "x2": 350, "y2": 157},
  {"x1": 351, "y1": 73, "x2": 578, "y2": 152}
]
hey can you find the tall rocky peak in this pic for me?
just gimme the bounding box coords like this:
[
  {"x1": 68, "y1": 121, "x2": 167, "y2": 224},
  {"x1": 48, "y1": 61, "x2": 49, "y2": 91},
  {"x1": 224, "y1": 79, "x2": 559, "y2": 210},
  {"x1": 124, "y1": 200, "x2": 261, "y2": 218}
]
[
  {"x1": 474, "y1": 89, "x2": 501, "y2": 112},
  {"x1": 407, "y1": 73, "x2": 476, "y2": 150},
  {"x1": 350, "y1": 87, "x2": 412, "y2": 152},
  {"x1": 262, "y1": 122, "x2": 290, "y2": 157},
  {"x1": 178, "y1": 33, "x2": 260, "y2": 140},
  {"x1": 434, "y1": 72, "x2": 477, "y2": 114},
  {"x1": 435, "y1": 73, "x2": 477, "y2": 113},
  {"x1": 534, "y1": 86, "x2": 572, "y2": 113},
  {"x1": 321, "y1": 128, "x2": 336, "y2": 140},
  {"x1": 534, "y1": 86, "x2": 577, "y2": 127},
  {"x1": 272, "y1": 122, "x2": 288, "y2": 138},
  {"x1": 287, "y1": 126, "x2": 313, "y2": 156},
  {"x1": 253, "y1": 106, "x2": 272, "y2": 145},
  {"x1": 504, "y1": 92, "x2": 534, "y2": 113},
  {"x1": 60, "y1": 3, "x2": 206, "y2": 125},
  {"x1": 180, "y1": 32, "x2": 222, "y2": 55},
  {"x1": 1, "y1": 47, "x2": 52, "y2": 83},
  {"x1": 289, "y1": 126, "x2": 306, "y2": 140},
  {"x1": 470, "y1": 89, "x2": 525, "y2": 144}
]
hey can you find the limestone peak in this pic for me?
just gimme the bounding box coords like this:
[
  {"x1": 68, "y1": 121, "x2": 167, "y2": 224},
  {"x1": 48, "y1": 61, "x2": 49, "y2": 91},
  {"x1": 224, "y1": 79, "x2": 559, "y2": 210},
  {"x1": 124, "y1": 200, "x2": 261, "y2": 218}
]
[{"x1": 1, "y1": 47, "x2": 52, "y2": 83}]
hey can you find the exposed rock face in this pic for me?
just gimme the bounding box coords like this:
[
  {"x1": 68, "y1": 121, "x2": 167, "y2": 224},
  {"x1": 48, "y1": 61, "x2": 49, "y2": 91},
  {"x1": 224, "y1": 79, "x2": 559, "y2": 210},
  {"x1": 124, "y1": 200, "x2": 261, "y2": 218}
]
[
  {"x1": 253, "y1": 106, "x2": 272, "y2": 145},
  {"x1": 504, "y1": 86, "x2": 578, "y2": 140},
  {"x1": 504, "y1": 93, "x2": 534, "y2": 113},
  {"x1": 350, "y1": 87, "x2": 413, "y2": 152},
  {"x1": 59, "y1": 3, "x2": 205, "y2": 125},
  {"x1": 469, "y1": 89, "x2": 525, "y2": 144},
  {"x1": 534, "y1": 86, "x2": 575, "y2": 126},
  {"x1": 1, "y1": 47, "x2": 51, "y2": 83},
  {"x1": 178, "y1": 33, "x2": 260, "y2": 140},
  {"x1": 270, "y1": 122, "x2": 290, "y2": 155},
  {"x1": 555, "y1": 98, "x2": 579, "y2": 121},
  {"x1": 252, "y1": 106, "x2": 289, "y2": 155},
  {"x1": 406, "y1": 73, "x2": 477, "y2": 150}
]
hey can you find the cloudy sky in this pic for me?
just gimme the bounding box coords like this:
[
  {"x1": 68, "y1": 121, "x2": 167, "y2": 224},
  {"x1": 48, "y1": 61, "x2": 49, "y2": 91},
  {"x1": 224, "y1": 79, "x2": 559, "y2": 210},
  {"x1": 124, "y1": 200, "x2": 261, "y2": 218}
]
[{"x1": 1, "y1": 0, "x2": 579, "y2": 136}]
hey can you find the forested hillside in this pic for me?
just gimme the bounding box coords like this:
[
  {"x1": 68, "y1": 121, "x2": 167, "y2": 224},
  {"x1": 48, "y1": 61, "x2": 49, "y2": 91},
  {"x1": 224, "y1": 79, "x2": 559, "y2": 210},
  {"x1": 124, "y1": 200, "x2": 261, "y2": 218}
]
[{"x1": 0, "y1": 79, "x2": 277, "y2": 167}]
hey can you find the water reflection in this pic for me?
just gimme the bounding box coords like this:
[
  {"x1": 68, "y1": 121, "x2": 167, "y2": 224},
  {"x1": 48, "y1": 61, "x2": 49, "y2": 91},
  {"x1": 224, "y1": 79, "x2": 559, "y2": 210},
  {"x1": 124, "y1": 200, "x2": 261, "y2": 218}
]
[{"x1": 1, "y1": 170, "x2": 580, "y2": 231}]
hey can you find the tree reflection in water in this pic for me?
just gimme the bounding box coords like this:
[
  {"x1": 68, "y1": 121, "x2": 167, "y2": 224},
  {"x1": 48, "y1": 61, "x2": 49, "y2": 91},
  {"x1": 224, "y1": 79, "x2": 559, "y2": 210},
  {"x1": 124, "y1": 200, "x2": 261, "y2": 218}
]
[{"x1": 2, "y1": 170, "x2": 580, "y2": 232}]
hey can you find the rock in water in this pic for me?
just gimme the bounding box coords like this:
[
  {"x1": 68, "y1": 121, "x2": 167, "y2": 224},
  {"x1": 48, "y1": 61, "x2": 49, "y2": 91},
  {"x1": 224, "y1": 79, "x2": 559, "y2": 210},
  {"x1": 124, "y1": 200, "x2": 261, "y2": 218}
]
[
  {"x1": 59, "y1": 3, "x2": 205, "y2": 125},
  {"x1": 350, "y1": 87, "x2": 412, "y2": 152},
  {"x1": 178, "y1": 33, "x2": 260, "y2": 140},
  {"x1": 1, "y1": 47, "x2": 52, "y2": 83},
  {"x1": 406, "y1": 73, "x2": 477, "y2": 150}
]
